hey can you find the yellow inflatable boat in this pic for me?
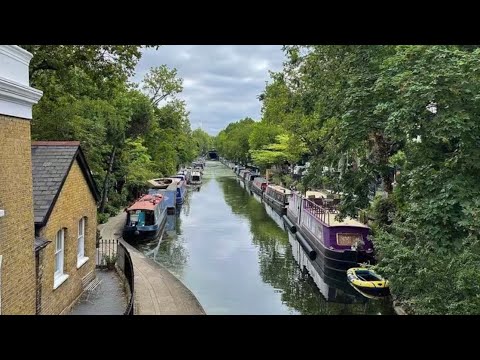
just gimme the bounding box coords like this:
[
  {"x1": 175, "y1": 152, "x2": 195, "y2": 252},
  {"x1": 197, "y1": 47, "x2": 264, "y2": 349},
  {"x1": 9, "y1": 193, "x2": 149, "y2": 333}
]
[{"x1": 347, "y1": 267, "x2": 390, "y2": 299}]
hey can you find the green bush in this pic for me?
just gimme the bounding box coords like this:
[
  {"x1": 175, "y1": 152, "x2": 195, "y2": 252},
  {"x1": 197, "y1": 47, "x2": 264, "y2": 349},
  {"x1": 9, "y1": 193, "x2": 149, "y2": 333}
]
[
  {"x1": 281, "y1": 174, "x2": 294, "y2": 187},
  {"x1": 370, "y1": 195, "x2": 396, "y2": 227},
  {"x1": 97, "y1": 212, "x2": 110, "y2": 224}
]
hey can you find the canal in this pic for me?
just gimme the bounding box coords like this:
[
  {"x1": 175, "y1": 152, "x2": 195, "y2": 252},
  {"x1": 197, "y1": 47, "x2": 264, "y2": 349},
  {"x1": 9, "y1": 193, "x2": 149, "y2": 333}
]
[{"x1": 135, "y1": 161, "x2": 394, "y2": 315}]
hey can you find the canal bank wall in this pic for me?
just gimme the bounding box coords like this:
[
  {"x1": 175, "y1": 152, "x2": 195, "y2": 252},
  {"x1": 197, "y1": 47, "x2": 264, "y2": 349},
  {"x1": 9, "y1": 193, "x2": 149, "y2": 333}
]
[{"x1": 99, "y1": 212, "x2": 205, "y2": 315}]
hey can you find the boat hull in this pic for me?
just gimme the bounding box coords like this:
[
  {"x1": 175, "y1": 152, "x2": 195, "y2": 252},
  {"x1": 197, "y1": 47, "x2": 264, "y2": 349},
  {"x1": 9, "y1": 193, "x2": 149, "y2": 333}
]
[
  {"x1": 123, "y1": 210, "x2": 167, "y2": 242},
  {"x1": 251, "y1": 184, "x2": 264, "y2": 197},
  {"x1": 350, "y1": 284, "x2": 390, "y2": 298},
  {"x1": 287, "y1": 230, "x2": 367, "y2": 301},
  {"x1": 263, "y1": 193, "x2": 287, "y2": 215},
  {"x1": 286, "y1": 211, "x2": 374, "y2": 275}
]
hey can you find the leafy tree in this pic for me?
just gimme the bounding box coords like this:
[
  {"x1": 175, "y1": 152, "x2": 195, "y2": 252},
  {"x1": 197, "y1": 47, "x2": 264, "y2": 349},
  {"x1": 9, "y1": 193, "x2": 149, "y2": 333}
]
[{"x1": 142, "y1": 65, "x2": 183, "y2": 106}]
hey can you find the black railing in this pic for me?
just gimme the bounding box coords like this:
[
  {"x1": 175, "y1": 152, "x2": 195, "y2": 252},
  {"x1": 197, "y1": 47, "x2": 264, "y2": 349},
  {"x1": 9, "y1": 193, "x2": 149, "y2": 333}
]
[{"x1": 118, "y1": 241, "x2": 135, "y2": 316}]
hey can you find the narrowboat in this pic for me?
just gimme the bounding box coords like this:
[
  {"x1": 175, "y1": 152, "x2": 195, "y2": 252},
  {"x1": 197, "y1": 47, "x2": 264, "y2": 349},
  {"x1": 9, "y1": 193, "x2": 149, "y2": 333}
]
[
  {"x1": 147, "y1": 178, "x2": 177, "y2": 215},
  {"x1": 193, "y1": 165, "x2": 203, "y2": 175},
  {"x1": 238, "y1": 169, "x2": 248, "y2": 180},
  {"x1": 177, "y1": 169, "x2": 191, "y2": 184},
  {"x1": 251, "y1": 177, "x2": 268, "y2": 197},
  {"x1": 245, "y1": 172, "x2": 260, "y2": 187},
  {"x1": 190, "y1": 170, "x2": 202, "y2": 185},
  {"x1": 263, "y1": 184, "x2": 292, "y2": 215},
  {"x1": 286, "y1": 190, "x2": 375, "y2": 276},
  {"x1": 192, "y1": 161, "x2": 204, "y2": 171},
  {"x1": 347, "y1": 267, "x2": 390, "y2": 298},
  {"x1": 123, "y1": 193, "x2": 167, "y2": 242},
  {"x1": 287, "y1": 230, "x2": 368, "y2": 302},
  {"x1": 168, "y1": 175, "x2": 187, "y2": 205}
]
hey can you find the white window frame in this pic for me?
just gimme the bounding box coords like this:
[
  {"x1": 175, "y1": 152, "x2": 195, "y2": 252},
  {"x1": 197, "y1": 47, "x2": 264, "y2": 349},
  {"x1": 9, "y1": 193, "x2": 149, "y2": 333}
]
[
  {"x1": 77, "y1": 217, "x2": 89, "y2": 268},
  {"x1": 53, "y1": 229, "x2": 68, "y2": 289}
]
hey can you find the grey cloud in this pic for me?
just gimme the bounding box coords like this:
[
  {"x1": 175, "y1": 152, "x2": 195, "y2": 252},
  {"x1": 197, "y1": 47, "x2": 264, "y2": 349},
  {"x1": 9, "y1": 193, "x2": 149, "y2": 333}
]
[{"x1": 132, "y1": 45, "x2": 284, "y2": 135}]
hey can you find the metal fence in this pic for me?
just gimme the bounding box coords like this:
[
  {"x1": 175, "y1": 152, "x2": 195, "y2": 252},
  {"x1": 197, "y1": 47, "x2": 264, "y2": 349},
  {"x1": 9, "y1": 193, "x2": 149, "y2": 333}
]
[
  {"x1": 96, "y1": 238, "x2": 118, "y2": 268},
  {"x1": 119, "y1": 241, "x2": 135, "y2": 315}
]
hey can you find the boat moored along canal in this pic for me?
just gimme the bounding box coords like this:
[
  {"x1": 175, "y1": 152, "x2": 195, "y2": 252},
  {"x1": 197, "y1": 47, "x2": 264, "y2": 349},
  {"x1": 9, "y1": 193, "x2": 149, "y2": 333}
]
[
  {"x1": 263, "y1": 184, "x2": 292, "y2": 215},
  {"x1": 136, "y1": 160, "x2": 394, "y2": 314},
  {"x1": 286, "y1": 190, "x2": 375, "y2": 284},
  {"x1": 251, "y1": 176, "x2": 268, "y2": 197},
  {"x1": 123, "y1": 193, "x2": 168, "y2": 242},
  {"x1": 190, "y1": 170, "x2": 202, "y2": 185},
  {"x1": 347, "y1": 267, "x2": 390, "y2": 299}
]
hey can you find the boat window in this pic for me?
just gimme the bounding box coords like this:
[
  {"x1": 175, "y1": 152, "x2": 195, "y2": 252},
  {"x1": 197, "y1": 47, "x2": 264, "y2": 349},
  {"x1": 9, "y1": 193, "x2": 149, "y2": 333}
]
[
  {"x1": 128, "y1": 210, "x2": 155, "y2": 226},
  {"x1": 336, "y1": 233, "x2": 362, "y2": 246},
  {"x1": 145, "y1": 210, "x2": 155, "y2": 225}
]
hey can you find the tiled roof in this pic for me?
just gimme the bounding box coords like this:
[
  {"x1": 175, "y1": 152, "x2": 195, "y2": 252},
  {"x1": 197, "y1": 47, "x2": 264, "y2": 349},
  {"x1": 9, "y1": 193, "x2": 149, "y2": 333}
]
[{"x1": 31, "y1": 141, "x2": 99, "y2": 226}]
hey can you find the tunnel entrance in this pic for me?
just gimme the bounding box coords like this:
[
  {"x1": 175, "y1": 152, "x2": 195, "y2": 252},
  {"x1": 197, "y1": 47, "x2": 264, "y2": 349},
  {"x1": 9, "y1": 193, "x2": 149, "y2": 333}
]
[{"x1": 207, "y1": 150, "x2": 218, "y2": 160}]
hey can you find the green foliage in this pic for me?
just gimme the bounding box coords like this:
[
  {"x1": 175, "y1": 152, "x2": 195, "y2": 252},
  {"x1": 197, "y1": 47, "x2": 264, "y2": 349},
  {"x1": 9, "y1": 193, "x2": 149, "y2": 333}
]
[
  {"x1": 191, "y1": 128, "x2": 214, "y2": 156},
  {"x1": 142, "y1": 64, "x2": 183, "y2": 106},
  {"x1": 216, "y1": 45, "x2": 480, "y2": 314},
  {"x1": 23, "y1": 45, "x2": 196, "y2": 220},
  {"x1": 97, "y1": 212, "x2": 110, "y2": 224},
  {"x1": 370, "y1": 195, "x2": 396, "y2": 227},
  {"x1": 215, "y1": 118, "x2": 255, "y2": 164}
]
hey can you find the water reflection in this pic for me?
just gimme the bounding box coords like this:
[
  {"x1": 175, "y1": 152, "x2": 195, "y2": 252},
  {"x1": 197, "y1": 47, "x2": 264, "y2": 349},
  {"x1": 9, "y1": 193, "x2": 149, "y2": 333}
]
[
  {"x1": 134, "y1": 161, "x2": 394, "y2": 314},
  {"x1": 221, "y1": 176, "x2": 394, "y2": 314}
]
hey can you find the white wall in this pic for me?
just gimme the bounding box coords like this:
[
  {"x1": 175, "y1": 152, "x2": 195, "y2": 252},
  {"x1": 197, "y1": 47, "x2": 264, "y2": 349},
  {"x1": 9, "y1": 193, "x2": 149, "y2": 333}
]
[{"x1": 0, "y1": 45, "x2": 43, "y2": 119}]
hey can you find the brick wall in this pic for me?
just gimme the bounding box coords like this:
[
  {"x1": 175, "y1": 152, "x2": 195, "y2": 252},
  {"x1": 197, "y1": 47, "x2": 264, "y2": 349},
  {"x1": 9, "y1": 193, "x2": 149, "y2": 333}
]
[
  {"x1": 37, "y1": 160, "x2": 97, "y2": 315},
  {"x1": 0, "y1": 115, "x2": 36, "y2": 315}
]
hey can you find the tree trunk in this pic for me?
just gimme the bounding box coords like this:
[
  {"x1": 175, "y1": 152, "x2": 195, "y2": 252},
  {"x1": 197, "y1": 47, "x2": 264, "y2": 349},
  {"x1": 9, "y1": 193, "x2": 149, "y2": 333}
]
[
  {"x1": 382, "y1": 172, "x2": 393, "y2": 194},
  {"x1": 99, "y1": 146, "x2": 116, "y2": 213}
]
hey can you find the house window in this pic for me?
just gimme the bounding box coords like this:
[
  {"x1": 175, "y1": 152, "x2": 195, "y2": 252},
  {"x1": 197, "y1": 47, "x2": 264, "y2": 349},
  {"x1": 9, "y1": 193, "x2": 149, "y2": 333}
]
[
  {"x1": 77, "y1": 217, "x2": 89, "y2": 268},
  {"x1": 53, "y1": 229, "x2": 68, "y2": 289},
  {"x1": 55, "y1": 229, "x2": 64, "y2": 277}
]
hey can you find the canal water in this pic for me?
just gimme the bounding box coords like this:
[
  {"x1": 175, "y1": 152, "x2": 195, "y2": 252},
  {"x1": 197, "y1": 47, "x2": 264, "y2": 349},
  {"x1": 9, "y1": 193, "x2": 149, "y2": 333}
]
[{"x1": 135, "y1": 161, "x2": 395, "y2": 315}]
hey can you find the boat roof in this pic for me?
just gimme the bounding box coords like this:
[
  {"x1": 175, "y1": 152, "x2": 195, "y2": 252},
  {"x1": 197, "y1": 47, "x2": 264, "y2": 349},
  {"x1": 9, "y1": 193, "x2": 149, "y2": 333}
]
[
  {"x1": 148, "y1": 178, "x2": 174, "y2": 188},
  {"x1": 267, "y1": 184, "x2": 292, "y2": 195},
  {"x1": 254, "y1": 177, "x2": 267, "y2": 183},
  {"x1": 306, "y1": 190, "x2": 330, "y2": 198},
  {"x1": 171, "y1": 175, "x2": 185, "y2": 180},
  {"x1": 127, "y1": 194, "x2": 163, "y2": 211},
  {"x1": 167, "y1": 177, "x2": 184, "y2": 184},
  {"x1": 322, "y1": 212, "x2": 368, "y2": 228},
  {"x1": 191, "y1": 171, "x2": 201, "y2": 176}
]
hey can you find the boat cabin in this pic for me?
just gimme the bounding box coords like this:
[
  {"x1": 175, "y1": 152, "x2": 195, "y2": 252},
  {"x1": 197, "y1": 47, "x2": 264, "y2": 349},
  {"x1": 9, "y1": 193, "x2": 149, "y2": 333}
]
[
  {"x1": 265, "y1": 184, "x2": 292, "y2": 204},
  {"x1": 125, "y1": 194, "x2": 164, "y2": 227},
  {"x1": 252, "y1": 177, "x2": 268, "y2": 192},
  {"x1": 148, "y1": 178, "x2": 174, "y2": 189}
]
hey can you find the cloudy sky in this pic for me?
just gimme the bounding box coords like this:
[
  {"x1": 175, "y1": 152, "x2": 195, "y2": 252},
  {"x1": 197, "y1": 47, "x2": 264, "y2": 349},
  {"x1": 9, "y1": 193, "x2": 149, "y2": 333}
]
[{"x1": 132, "y1": 46, "x2": 285, "y2": 135}]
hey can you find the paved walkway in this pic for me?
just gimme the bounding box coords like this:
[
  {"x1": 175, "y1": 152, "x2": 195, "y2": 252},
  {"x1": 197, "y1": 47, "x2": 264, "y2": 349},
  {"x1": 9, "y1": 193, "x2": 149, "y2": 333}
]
[
  {"x1": 69, "y1": 269, "x2": 127, "y2": 315},
  {"x1": 101, "y1": 212, "x2": 205, "y2": 315}
]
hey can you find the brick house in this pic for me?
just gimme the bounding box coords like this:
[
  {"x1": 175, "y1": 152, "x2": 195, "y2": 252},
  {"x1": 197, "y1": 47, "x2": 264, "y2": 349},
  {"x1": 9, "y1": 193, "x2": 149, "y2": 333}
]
[
  {"x1": 32, "y1": 141, "x2": 99, "y2": 314},
  {"x1": 0, "y1": 45, "x2": 43, "y2": 314},
  {"x1": 0, "y1": 45, "x2": 99, "y2": 315}
]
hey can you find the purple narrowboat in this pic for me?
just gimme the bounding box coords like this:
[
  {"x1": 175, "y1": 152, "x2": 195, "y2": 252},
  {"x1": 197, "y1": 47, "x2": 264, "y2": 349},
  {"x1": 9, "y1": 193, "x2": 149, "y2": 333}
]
[{"x1": 285, "y1": 190, "x2": 375, "y2": 282}]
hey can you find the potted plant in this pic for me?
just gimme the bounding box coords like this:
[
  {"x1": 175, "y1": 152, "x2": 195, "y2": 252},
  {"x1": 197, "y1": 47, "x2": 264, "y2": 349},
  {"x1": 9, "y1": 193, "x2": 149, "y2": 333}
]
[{"x1": 103, "y1": 253, "x2": 117, "y2": 270}]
